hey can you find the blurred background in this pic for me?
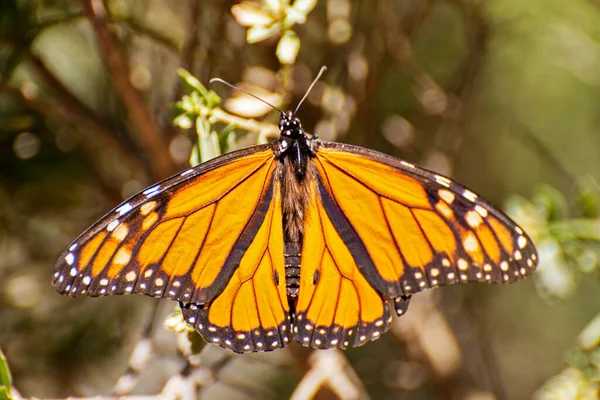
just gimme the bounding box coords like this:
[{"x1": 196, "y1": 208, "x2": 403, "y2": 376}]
[{"x1": 1, "y1": 0, "x2": 600, "y2": 399}]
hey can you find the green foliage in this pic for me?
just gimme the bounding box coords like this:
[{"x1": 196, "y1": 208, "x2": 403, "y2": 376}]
[
  {"x1": 174, "y1": 69, "x2": 224, "y2": 163},
  {"x1": 507, "y1": 177, "x2": 600, "y2": 301},
  {"x1": 535, "y1": 314, "x2": 600, "y2": 399},
  {"x1": 0, "y1": 349, "x2": 13, "y2": 400}
]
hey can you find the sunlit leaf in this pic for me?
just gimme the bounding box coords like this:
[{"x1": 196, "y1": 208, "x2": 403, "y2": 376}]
[
  {"x1": 177, "y1": 68, "x2": 210, "y2": 100},
  {"x1": 285, "y1": 7, "x2": 308, "y2": 25},
  {"x1": 195, "y1": 118, "x2": 221, "y2": 162},
  {"x1": 247, "y1": 23, "x2": 281, "y2": 43},
  {"x1": 173, "y1": 114, "x2": 194, "y2": 130},
  {"x1": 264, "y1": 0, "x2": 284, "y2": 14},
  {"x1": 535, "y1": 238, "x2": 575, "y2": 300},
  {"x1": 578, "y1": 313, "x2": 600, "y2": 351},
  {"x1": 276, "y1": 30, "x2": 300, "y2": 64},
  {"x1": 231, "y1": 2, "x2": 275, "y2": 27},
  {"x1": 533, "y1": 367, "x2": 594, "y2": 400},
  {"x1": 291, "y1": 0, "x2": 318, "y2": 16}
]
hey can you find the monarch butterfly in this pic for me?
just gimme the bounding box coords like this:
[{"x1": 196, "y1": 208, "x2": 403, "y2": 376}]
[{"x1": 52, "y1": 68, "x2": 538, "y2": 354}]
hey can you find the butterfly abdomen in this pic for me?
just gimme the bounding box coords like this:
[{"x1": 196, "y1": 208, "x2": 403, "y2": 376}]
[{"x1": 284, "y1": 241, "x2": 301, "y2": 297}]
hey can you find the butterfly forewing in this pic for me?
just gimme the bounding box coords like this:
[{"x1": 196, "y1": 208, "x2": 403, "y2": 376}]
[
  {"x1": 312, "y1": 143, "x2": 537, "y2": 301},
  {"x1": 52, "y1": 145, "x2": 277, "y2": 306}
]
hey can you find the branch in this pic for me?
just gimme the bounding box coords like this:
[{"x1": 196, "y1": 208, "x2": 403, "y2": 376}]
[
  {"x1": 79, "y1": 0, "x2": 175, "y2": 180},
  {"x1": 290, "y1": 350, "x2": 369, "y2": 400}
]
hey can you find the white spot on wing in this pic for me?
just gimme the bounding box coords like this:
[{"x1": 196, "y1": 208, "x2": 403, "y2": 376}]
[
  {"x1": 116, "y1": 203, "x2": 133, "y2": 216},
  {"x1": 107, "y1": 220, "x2": 119, "y2": 232},
  {"x1": 435, "y1": 175, "x2": 451, "y2": 188},
  {"x1": 438, "y1": 189, "x2": 455, "y2": 204},
  {"x1": 143, "y1": 185, "x2": 160, "y2": 197},
  {"x1": 181, "y1": 169, "x2": 194, "y2": 177},
  {"x1": 463, "y1": 234, "x2": 479, "y2": 252},
  {"x1": 65, "y1": 253, "x2": 75, "y2": 266},
  {"x1": 475, "y1": 205, "x2": 488, "y2": 217},
  {"x1": 463, "y1": 189, "x2": 478, "y2": 202},
  {"x1": 400, "y1": 161, "x2": 415, "y2": 169}
]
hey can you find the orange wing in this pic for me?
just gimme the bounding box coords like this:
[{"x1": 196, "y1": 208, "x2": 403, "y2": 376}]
[
  {"x1": 181, "y1": 179, "x2": 291, "y2": 352},
  {"x1": 294, "y1": 143, "x2": 538, "y2": 349},
  {"x1": 52, "y1": 145, "x2": 290, "y2": 353},
  {"x1": 294, "y1": 178, "x2": 396, "y2": 349},
  {"x1": 312, "y1": 143, "x2": 537, "y2": 304}
]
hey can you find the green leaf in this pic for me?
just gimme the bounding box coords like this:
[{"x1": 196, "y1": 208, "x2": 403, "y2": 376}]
[
  {"x1": 177, "y1": 68, "x2": 210, "y2": 99},
  {"x1": 576, "y1": 176, "x2": 600, "y2": 218},
  {"x1": 0, "y1": 349, "x2": 12, "y2": 400},
  {"x1": 578, "y1": 313, "x2": 600, "y2": 351},
  {"x1": 218, "y1": 124, "x2": 238, "y2": 153},
  {"x1": 173, "y1": 113, "x2": 194, "y2": 130},
  {"x1": 534, "y1": 184, "x2": 568, "y2": 222},
  {"x1": 195, "y1": 118, "x2": 221, "y2": 162}
]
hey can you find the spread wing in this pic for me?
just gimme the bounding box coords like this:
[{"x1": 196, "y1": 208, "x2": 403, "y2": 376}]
[
  {"x1": 294, "y1": 177, "x2": 394, "y2": 350},
  {"x1": 180, "y1": 179, "x2": 291, "y2": 353},
  {"x1": 294, "y1": 142, "x2": 538, "y2": 350},
  {"x1": 52, "y1": 145, "x2": 290, "y2": 353}
]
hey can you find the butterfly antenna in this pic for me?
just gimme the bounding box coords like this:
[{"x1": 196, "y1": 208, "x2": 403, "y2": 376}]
[
  {"x1": 209, "y1": 78, "x2": 284, "y2": 115},
  {"x1": 293, "y1": 66, "x2": 327, "y2": 116}
]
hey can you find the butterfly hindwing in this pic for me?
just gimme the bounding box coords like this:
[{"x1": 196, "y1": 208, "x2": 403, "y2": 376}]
[
  {"x1": 52, "y1": 145, "x2": 279, "y2": 307},
  {"x1": 294, "y1": 177, "x2": 393, "y2": 350},
  {"x1": 180, "y1": 178, "x2": 291, "y2": 353},
  {"x1": 312, "y1": 143, "x2": 538, "y2": 301}
]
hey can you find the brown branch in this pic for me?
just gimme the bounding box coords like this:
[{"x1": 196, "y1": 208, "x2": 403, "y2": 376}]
[
  {"x1": 0, "y1": 79, "x2": 133, "y2": 204},
  {"x1": 25, "y1": 54, "x2": 123, "y2": 142},
  {"x1": 114, "y1": 16, "x2": 181, "y2": 52},
  {"x1": 79, "y1": 0, "x2": 175, "y2": 180},
  {"x1": 178, "y1": 0, "x2": 202, "y2": 78}
]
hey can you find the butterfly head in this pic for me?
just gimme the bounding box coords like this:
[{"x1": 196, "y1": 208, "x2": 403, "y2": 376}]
[
  {"x1": 277, "y1": 111, "x2": 315, "y2": 180},
  {"x1": 279, "y1": 111, "x2": 304, "y2": 138}
]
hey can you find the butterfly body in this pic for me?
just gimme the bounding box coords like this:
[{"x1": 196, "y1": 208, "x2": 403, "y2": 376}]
[{"x1": 53, "y1": 110, "x2": 538, "y2": 353}]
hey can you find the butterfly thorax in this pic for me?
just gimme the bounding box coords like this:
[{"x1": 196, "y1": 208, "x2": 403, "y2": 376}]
[{"x1": 275, "y1": 111, "x2": 317, "y2": 297}]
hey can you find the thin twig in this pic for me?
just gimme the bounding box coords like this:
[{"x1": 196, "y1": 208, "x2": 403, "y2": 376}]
[
  {"x1": 291, "y1": 350, "x2": 369, "y2": 400},
  {"x1": 0, "y1": 78, "x2": 140, "y2": 182},
  {"x1": 113, "y1": 16, "x2": 181, "y2": 52}
]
